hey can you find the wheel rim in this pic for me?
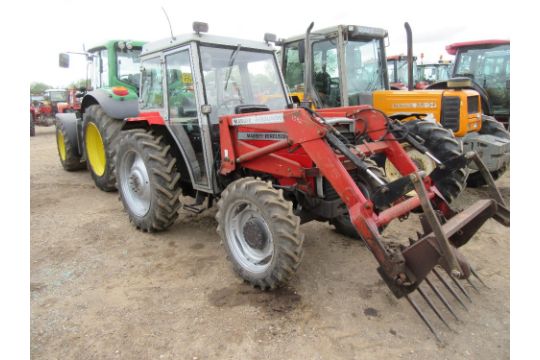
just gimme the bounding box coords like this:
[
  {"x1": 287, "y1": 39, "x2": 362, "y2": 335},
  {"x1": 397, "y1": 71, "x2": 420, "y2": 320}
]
[
  {"x1": 118, "y1": 149, "x2": 151, "y2": 217},
  {"x1": 225, "y1": 199, "x2": 274, "y2": 274},
  {"x1": 57, "y1": 130, "x2": 66, "y2": 161},
  {"x1": 85, "y1": 122, "x2": 106, "y2": 176},
  {"x1": 385, "y1": 147, "x2": 436, "y2": 196}
]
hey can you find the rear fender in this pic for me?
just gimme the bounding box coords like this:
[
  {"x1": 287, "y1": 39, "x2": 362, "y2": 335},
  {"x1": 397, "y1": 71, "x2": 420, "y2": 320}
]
[
  {"x1": 81, "y1": 89, "x2": 140, "y2": 119},
  {"x1": 55, "y1": 113, "x2": 83, "y2": 156}
]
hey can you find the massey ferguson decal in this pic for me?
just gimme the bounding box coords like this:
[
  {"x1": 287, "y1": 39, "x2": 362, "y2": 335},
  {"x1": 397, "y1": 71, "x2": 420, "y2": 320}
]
[
  {"x1": 238, "y1": 132, "x2": 288, "y2": 140},
  {"x1": 232, "y1": 113, "x2": 284, "y2": 126}
]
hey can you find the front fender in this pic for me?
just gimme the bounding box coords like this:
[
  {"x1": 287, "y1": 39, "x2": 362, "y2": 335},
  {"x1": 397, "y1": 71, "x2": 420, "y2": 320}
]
[{"x1": 81, "y1": 89, "x2": 140, "y2": 119}]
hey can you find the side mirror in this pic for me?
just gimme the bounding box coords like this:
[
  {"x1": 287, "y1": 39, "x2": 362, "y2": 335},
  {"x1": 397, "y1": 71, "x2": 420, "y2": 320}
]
[
  {"x1": 59, "y1": 53, "x2": 70, "y2": 68},
  {"x1": 298, "y1": 41, "x2": 305, "y2": 64}
]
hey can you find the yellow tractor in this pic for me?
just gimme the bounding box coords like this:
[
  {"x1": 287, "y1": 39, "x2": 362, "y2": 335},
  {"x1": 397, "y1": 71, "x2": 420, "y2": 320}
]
[{"x1": 279, "y1": 23, "x2": 509, "y2": 192}]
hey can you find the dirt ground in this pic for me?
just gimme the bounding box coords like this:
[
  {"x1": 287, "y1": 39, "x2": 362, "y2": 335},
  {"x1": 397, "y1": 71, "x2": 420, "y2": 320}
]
[{"x1": 30, "y1": 125, "x2": 510, "y2": 360}]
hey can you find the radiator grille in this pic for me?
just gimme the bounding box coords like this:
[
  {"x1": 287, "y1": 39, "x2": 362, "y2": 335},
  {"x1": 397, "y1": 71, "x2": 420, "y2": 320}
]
[{"x1": 441, "y1": 96, "x2": 460, "y2": 132}]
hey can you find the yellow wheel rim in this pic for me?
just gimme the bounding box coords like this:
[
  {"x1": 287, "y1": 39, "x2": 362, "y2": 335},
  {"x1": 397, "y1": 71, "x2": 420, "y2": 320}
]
[
  {"x1": 57, "y1": 130, "x2": 66, "y2": 161},
  {"x1": 385, "y1": 146, "x2": 436, "y2": 196},
  {"x1": 85, "y1": 122, "x2": 106, "y2": 176}
]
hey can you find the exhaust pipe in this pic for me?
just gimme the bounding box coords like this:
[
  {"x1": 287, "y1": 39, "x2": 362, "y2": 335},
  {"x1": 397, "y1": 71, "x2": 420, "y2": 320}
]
[{"x1": 404, "y1": 22, "x2": 414, "y2": 91}]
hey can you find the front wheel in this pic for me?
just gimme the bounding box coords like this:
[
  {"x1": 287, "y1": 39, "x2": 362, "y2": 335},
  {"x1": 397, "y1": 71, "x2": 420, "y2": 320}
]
[
  {"x1": 116, "y1": 128, "x2": 182, "y2": 232},
  {"x1": 216, "y1": 178, "x2": 304, "y2": 290}
]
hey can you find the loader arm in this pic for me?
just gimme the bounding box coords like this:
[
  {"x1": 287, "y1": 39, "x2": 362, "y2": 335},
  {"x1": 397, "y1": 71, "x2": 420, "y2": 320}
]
[{"x1": 218, "y1": 106, "x2": 482, "y2": 291}]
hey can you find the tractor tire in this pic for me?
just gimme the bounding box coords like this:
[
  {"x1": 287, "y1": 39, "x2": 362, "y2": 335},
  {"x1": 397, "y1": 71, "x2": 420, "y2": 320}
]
[
  {"x1": 55, "y1": 121, "x2": 86, "y2": 171},
  {"x1": 30, "y1": 112, "x2": 36, "y2": 137},
  {"x1": 399, "y1": 120, "x2": 468, "y2": 202},
  {"x1": 216, "y1": 177, "x2": 304, "y2": 290},
  {"x1": 82, "y1": 104, "x2": 123, "y2": 192},
  {"x1": 479, "y1": 115, "x2": 510, "y2": 139},
  {"x1": 116, "y1": 128, "x2": 182, "y2": 232},
  {"x1": 330, "y1": 159, "x2": 387, "y2": 240},
  {"x1": 466, "y1": 115, "x2": 510, "y2": 187}
]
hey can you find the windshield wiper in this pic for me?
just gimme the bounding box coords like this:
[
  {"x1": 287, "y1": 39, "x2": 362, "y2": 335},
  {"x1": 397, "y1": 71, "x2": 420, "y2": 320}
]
[{"x1": 224, "y1": 44, "x2": 242, "y2": 91}]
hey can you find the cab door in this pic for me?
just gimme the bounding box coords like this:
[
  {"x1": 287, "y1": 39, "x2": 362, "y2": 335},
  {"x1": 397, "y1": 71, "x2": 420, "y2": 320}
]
[{"x1": 163, "y1": 45, "x2": 213, "y2": 193}]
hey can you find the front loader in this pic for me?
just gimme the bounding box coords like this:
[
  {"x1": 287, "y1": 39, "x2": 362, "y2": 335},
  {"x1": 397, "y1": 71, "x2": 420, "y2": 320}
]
[
  {"x1": 114, "y1": 23, "x2": 509, "y2": 341},
  {"x1": 55, "y1": 40, "x2": 145, "y2": 191}
]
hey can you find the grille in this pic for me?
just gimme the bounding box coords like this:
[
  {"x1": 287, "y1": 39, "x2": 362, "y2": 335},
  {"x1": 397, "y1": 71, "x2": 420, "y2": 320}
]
[
  {"x1": 441, "y1": 96, "x2": 461, "y2": 132},
  {"x1": 467, "y1": 95, "x2": 480, "y2": 114}
]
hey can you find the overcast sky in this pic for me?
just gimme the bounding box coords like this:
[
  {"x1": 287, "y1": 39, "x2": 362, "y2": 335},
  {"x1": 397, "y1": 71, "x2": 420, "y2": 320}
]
[{"x1": 27, "y1": 0, "x2": 512, "y2": 88}]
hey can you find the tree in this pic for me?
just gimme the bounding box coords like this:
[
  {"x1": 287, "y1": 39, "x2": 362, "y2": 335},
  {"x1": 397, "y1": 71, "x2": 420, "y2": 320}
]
[
  {"x1": 68, "y1": 78, "x2": 90, "y2": 90},
  {"x1": 30, "y1": 82, "x2": 52, "y2": 94}
]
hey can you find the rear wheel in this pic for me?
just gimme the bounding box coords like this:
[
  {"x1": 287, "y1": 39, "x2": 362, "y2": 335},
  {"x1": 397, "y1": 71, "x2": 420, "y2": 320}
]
[
  {"x1": 30, "y1": 112, "x2": 35, "y2": 137},
  {"x1": 55, "y1": 121, "x2": 86, "y2": 171},
  {"x1": 396, "y1": 120, "x2": 468, "y2": 202},
  {"x1": 116, "y1": 128, "x2": 182, "y2": 232},
  {"x1": 216, "y1": 177, "x2": 304, "y2": 290},
  {"x1": 467, "y1": 115, "x2": 510, "y2": 187},
  {"x1": 82, "y1": 104, "x2": 123, "y2": 192}
]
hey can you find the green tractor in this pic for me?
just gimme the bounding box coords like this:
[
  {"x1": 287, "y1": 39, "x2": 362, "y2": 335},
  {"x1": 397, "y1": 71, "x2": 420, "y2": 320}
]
[{"x1": 55, "y1": 40, "x2": 145, "y2": 191}]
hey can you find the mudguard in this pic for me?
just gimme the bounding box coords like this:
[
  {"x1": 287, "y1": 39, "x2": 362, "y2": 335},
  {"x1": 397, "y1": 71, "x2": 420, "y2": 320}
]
[
  {"x1": 81, "y1": 89, "x2": 140, "y2": 119},
  {"x1": 55, "y1": 113, "x2": 83, "y2": 156}
]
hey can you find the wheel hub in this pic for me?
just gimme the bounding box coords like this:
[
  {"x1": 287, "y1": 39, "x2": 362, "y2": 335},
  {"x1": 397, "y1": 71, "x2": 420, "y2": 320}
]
[
  {"x1": 119, "y1": 150, "x2": 151, "y2": 217},
  {"x1": 242, "y1": 218, "x2": 268, "y2": 250}
]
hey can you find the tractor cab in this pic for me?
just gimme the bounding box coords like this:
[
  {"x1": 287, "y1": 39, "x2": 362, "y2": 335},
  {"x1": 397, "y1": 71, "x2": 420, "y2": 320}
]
[
  {"x1": 135, "y1": 30, "x2": 289, "y2": 193},
  {"x1": 446, "y1": 40, "x2": 510, "y2": 126},
  {"x1": 387, "y1": 55, "x2": 418, "y2": 90},
  {"x1": 281, "y1": 24, "x2": 389, "y2": 108},
  {"x1": 416, "y1": 61, "x2": 452, "y2": 89}
]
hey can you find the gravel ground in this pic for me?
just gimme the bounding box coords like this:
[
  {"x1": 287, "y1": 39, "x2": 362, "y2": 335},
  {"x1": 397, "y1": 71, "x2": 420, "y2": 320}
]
[{"x1": 31, "y1": 125, "x2": 510, "y2": 359}]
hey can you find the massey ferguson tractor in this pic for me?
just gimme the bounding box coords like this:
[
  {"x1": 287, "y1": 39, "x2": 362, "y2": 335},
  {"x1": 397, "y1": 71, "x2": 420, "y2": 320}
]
[
  {"x1": 105, "y1": 24, "x2": 509, "y2": 341},
  {"x1": 279, "y1": 23, "x2": 509, "y2": 190},
  {"x1": 55, "y1": 39, "x2": 145, "y2": 190}
]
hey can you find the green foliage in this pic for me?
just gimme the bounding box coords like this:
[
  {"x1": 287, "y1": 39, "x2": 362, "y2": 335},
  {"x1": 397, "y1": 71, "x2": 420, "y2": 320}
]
[
  {"x1": 30, "y1": 82, "x2": 52, "y2": 94},
  {"x1": 68, "y1": 79, "x2": 89, "y2": 90}
]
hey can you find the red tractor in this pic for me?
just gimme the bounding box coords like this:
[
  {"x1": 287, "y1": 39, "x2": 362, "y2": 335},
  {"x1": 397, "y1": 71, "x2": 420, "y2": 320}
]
[{"x1": 73, "y1": 24, "x2": 508, "y2": 340}]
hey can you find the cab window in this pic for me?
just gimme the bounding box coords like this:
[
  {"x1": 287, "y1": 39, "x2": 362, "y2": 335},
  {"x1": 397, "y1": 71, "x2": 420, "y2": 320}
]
[{"x1": 140, "y1": 57, "x2": 163, "y2": 110}]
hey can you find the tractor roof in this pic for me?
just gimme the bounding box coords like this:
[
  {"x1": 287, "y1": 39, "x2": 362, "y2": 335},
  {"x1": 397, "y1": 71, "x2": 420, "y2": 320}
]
[
  {"x1": 446, "y1": 40, "x2": 510, "y2": 55},
  {"x1": 283, "y1": 24, "x2": 387, "y2": 43},
  {"x1": 87, "y1": 40, "x2": 146, "y2": 53},
  {"x1": 141, "y1": 33, "x2": 275, "y2": 56}
]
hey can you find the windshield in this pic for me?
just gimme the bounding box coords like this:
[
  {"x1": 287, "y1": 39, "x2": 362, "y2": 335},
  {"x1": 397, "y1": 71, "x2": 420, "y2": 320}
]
[
  {"x1": 48, "y1": 91, "x2": 67, "y2": 102},
  {"x1": 117, "y1": 48, "x2": 142, "y2": 88},
  {"x1": 418, "y1": 64, "x2": 450, "y2": 83},
  {"x1": 388, "y1": 59, "x2": 417, "y2": 87},
  {"x1": 454, "y1": 44, "x2": 510, "y2": 115},
  {"x1": 344, "y1": 38, "x2": 385, "y2": 98},
  {"x1": 199, "y1": 46, "x2": 287, "y2": 124}
]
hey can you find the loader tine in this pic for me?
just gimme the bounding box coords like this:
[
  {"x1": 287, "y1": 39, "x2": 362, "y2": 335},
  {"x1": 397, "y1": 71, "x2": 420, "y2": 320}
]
[
  {"x1": 470, "y1": 267, "x2": 490, "y2": 289},
  {"x1": 466, "y1": 278, "x2": 480, "y2": 293},
  {"x1": 432, "y1": 269, "x2": 469, "y2": 311},
  {"x1": 405, "y1": 294, "x2": 441, "y2": 342},
  {"x1": 425, "y1": 277, "x2": 461, "y2": 322},
  {"x1": 417, "y1": 286, "x2": 453, "y2": 331},
  {"x1": 450, "y1": 276, "x2": 472, "y2": 303}
]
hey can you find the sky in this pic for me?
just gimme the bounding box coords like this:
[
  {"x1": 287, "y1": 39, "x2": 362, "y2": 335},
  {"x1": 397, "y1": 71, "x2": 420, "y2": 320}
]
[{"x1": 27, "y1": 0, "x2": 513, "y2": 88}]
